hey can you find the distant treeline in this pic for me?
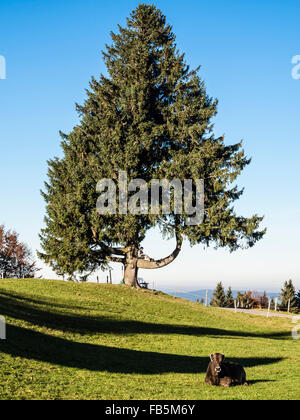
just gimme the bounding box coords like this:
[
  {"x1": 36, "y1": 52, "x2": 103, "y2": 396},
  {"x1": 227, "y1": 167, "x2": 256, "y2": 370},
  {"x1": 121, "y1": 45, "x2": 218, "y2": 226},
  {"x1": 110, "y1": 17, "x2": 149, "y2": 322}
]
[{"x1": 210, "y1": 280, "x2": 300, "y2": 313}]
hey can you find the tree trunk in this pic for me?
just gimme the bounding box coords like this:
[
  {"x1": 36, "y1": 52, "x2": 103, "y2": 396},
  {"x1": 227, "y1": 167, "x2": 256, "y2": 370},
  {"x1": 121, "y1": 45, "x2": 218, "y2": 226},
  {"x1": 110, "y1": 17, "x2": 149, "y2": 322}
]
[
  {"x1": 123, "y1": 262, "x2": 139, "y2": 287},
  {"x1": 123, "y1": 247, "x2": 140, "y2": 288}
]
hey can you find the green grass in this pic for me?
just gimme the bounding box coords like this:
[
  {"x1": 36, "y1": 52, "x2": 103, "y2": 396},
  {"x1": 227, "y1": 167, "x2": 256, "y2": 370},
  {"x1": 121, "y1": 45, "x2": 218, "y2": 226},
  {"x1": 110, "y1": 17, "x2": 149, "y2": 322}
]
[{"x1": 0, "y1": 279, "x2": 299, "y2": 400}]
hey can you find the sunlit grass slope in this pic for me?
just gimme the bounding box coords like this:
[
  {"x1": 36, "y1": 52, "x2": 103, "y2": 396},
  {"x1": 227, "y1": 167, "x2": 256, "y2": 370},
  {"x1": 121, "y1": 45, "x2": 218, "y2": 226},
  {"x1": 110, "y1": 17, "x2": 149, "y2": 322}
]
[{"x1": 0, "y1": 279, "x2": 299, "y2": 400}]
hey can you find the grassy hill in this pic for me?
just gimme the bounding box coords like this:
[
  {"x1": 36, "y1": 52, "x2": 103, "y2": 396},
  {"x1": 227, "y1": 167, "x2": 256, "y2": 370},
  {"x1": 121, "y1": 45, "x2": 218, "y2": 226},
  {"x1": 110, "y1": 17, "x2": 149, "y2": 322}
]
[{"x1": 0, "y1": 279, "x2": 299, "y2": 400}]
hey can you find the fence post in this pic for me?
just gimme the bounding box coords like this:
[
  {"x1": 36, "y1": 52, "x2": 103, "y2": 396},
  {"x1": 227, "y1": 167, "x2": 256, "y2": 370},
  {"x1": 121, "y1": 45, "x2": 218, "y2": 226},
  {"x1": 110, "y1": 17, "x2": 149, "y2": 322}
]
[
  {"x1": 234, "y1": 299, "x2": 237, "y2": 313},
  {"x1": 267, "y1": 298, "x2": 271, "y2": 318},
  {"x1": 288, "y1": 299, "x2": 291, "y2": 313},
  {"x1": 205, "y1": 290, "x2": 208, "y2": 307},
  {"x1": 275, "y1": 297, "x2": 278, "y2": 312}
]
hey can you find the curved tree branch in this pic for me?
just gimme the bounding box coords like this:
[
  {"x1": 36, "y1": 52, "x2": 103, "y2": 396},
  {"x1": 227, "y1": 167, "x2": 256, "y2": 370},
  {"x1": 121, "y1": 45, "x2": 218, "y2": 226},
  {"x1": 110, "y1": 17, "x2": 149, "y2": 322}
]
[{"x1": 137, "y1": 232, "x2": 183, "y2": 269}]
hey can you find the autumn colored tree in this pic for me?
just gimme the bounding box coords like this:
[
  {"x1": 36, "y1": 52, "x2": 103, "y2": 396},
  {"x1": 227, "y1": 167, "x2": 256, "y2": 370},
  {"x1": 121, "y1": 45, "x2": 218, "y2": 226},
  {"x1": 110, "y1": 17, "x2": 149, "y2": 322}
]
[
  {"x1": 0, "y1": 225, "x2": 38, "y2": 278},
  {"x1": 236, "y1": 290, "x2": 258, "y2": 309},
  {"x1": 252, "y1": 290, "x2": 269, "y2": 308}
]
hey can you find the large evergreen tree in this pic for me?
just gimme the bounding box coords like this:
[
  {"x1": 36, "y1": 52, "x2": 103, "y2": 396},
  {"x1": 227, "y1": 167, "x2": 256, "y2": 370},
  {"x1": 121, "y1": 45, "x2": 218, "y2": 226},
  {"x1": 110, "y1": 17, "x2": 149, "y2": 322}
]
[{"x1": 39, "y1": 4, "x2": 265, "y2": 287}]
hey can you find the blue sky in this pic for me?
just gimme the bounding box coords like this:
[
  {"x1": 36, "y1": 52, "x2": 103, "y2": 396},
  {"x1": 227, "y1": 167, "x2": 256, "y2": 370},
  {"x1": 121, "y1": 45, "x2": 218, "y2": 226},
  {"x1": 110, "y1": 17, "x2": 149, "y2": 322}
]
[{"x1": 0, "y1": 0, "x2": 299, "y2": 292}]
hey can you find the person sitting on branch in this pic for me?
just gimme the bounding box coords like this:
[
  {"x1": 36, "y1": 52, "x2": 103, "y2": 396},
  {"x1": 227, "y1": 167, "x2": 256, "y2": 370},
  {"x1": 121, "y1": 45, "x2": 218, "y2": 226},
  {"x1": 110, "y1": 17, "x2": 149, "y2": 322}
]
[{"x1": 138, "y1": 247, "x2": 151, "y2": 261}]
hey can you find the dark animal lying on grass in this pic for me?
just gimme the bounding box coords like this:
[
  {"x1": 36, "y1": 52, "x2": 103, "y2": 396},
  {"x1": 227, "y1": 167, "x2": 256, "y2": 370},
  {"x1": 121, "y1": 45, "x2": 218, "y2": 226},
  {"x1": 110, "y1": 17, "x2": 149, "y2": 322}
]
[{"x1": 205, "y1": 353, "x2": 248, "y2": 387}]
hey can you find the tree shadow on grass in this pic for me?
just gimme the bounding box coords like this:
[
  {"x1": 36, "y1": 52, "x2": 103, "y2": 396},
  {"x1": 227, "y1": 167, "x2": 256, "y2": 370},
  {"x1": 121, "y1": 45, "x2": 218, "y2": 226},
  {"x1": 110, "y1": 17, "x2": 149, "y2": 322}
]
[
  {"x1": 0, "y1": 292, "x2": 290, "y2": 340},
  {"x1": 0, "y1": 290, "x2": 86, "y2": 311},
  {"x1": 0, "y1": 324, "x2": 284, "y2": 375},
  {"x1": 247, "y1": 380, "x2": 276, "y2": 385}
]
